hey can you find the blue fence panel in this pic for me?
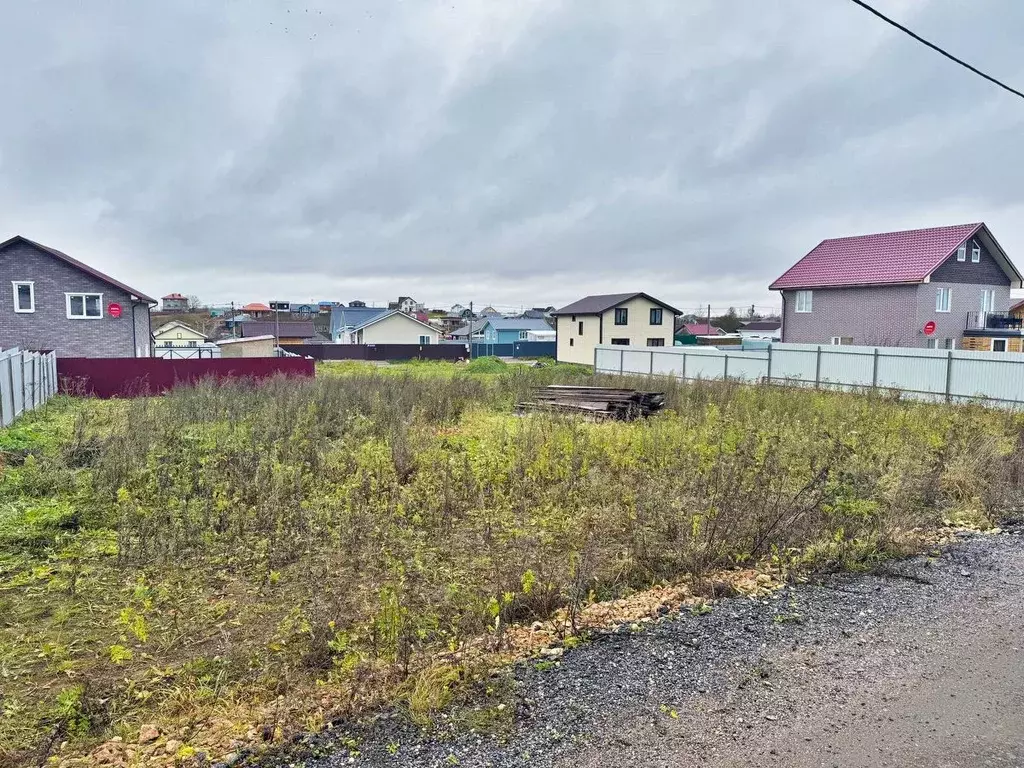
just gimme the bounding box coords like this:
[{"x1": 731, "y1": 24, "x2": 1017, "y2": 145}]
[{"x1": 468, "y1": 341, "x2": 556, "y2": 358}]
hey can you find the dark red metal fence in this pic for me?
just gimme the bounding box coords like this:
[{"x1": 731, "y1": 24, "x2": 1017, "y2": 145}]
[
  {"x1": 284, "y1": 343, "x2": 468, "y2": 362},
  {"x1": 57, "y1": 357, "x2": 315, "y2": 398}
]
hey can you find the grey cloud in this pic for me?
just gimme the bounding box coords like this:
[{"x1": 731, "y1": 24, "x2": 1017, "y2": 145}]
[{"x1": 1, "y1": 0, "x2": 1023, "y2": 310}]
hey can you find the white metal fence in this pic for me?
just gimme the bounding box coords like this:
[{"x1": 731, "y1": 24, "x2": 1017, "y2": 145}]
[
  {"x1": 594, "y1": 342, "x2": 1024, "y2": 406},
  {"x1": 0, "y1": 348, "x2": 58, "y2": 427}
]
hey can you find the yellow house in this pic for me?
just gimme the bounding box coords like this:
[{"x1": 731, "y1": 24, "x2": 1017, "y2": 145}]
[
  {"x1": 152, "y1": 321, "x2": 208, "y2": 351},
  {"x1": 552, "y1": 292, "x2": 682, "y2": 365},
  {"x1": 348, "y1": 310, "x2": 441, "y2": 345}
]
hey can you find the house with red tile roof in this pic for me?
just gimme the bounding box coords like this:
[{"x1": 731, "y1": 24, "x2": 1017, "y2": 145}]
[
  {"x1": 161, "y1": 293, "x2": 188, "y2": 312},
  {"x1": 770, "y1": 223, "x2": 1023, "y2": 351}
]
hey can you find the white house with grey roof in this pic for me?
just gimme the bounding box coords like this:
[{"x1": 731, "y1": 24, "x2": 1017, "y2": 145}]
[{"x1": 551, "y1": 292, "x2": 682, "y2": 365}]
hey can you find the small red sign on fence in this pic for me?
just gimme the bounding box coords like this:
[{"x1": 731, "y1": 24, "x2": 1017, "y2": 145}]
[
  {"x1": 923, "y1": 320, "x2": 936, "y2": 336},
  {"x1": 108, "y1": 303, "x2": 123, "y2": 318}
]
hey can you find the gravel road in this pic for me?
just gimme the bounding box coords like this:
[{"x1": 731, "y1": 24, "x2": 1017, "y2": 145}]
[{"x1": 298, "y1": 526, "x2": 1024, "y2": 768}]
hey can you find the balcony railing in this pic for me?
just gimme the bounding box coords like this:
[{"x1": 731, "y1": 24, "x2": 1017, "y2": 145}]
[{"x1": 965, "y1": 311, "x2": 1024, "y2": 331}]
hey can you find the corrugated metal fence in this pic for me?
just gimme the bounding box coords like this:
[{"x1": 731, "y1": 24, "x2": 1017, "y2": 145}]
[
  {"x1": 0, "y1": 348, "x2": 59, "y2": 426},
  {"x1": 594, "y1": 342, "x2": 1024, "y2": 406}
]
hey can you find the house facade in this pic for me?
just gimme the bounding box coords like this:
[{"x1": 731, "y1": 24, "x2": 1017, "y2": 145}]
[
  {"x1": 152, "y1": 321, "x2": 208, "y2": 356},
  {"x1": 0, "y1": 235, "x2": 154, "y2": 357},
  {"x1": 479, "y1": 317, "x2": 552, "y2": 344},
  {"x1": 161, "y1": 293, "x2": 188, "y2": 312},
  {"x1": 771, "y1": 223, "x2": 1023, "y2": 351},
  {"x1": 240, "y1": 320, "x2": 317, "y2": 345},
  {"x1": 552, "y1": 292, "x2": 681, "y2": 365},
  {"x1": 348, "y1": 310, "x2": 440, "y2": 345}
]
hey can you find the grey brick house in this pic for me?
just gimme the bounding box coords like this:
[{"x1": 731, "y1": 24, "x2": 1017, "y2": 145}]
[
  {"x1": 0, "y1": 235, "x2": 156, "y2": 357},
  {"x1": 770, "y1": 223, "x2": 1024, "y2": 351}
]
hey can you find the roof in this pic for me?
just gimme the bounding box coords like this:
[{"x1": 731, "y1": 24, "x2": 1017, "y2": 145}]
[
  {"x1": 680, "y1": 323, "x2": 724, "y2": 336},
  {"x1": 217, "y1": 335, "x2": 275, "y2": 346},
  {"x1": 741, "y1": 320, "x2": 781, "y2": 331},
  {"x1": 552, "y1": 292, "x2": 683, "y2": 316},
  {"x1": 241, "y1": 321, "x2": 316, "y2": 338},
  {"x1": 350, "y1": 309, "x2": 438, "y2": 334},
  {"x1": 451, "y1": 318, "x2": 489, "y2": 336},
  {"x1": 0, "y1": 235, "x2": 156, "y2": 304},
  {"x1": 1011, "y1": 299, "x2": 1024, "y2": 314},
  {"x1": 481, "y1": 317, "x2": 552, "y2": 331},
  {"x1": 769, "y1": 223, "x2": 1023, "y2": 290},
  {"x1": 241, "y1": 302, "x2": 271, "y2": 312},
  {"x1": 162, "y1": 293, "x2": 186, "y2": 300}
]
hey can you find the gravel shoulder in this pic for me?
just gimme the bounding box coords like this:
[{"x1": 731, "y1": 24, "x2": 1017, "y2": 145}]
[{"x1": 303, "y1": 527, "x2": 1024, "y2": 768}]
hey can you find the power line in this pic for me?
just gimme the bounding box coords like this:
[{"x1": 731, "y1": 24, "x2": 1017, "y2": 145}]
[{"x1": 847, "y1": 0, "x2": 1024, "y2": 101}]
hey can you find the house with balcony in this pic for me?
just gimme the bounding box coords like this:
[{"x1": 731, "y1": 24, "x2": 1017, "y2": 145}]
[{"x1": 770, "y1": 223, "x2": 1023, "y2": 351}]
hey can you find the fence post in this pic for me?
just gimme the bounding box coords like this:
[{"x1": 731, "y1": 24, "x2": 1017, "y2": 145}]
[
  {"x1": 945, "y1": 350, "x2": 953, "y2": 403},
  {"x1": 681, "y1": 352, "x2": 687, "y2": 381},
  {"x1": 723, "y1": 352, "x2": 729, "y2": 380},
  {"x1": 872, "y1": 348, "x2": 879, "y2": 391},
  {"x1": 0, "y1": 356, "x2": 10, "y2": 427},
  {"x1": 20, "y1": 352, "x2": 27, "y2": 414},
  {"x1": 814, "y1": 346, "x2": 822, "y2": 388},
  {"x1": 765, "y1": 344, "x2": 773, "y2": 385},
  {"x1": 649, "y1": 350, "x2": 654, "y2": 375},
  {"x1": 8, "y1": 353, "x2": 17, "y2": 423},
  {"x1": 619, "y1": 349, "x2": 625, "y2": 374}
]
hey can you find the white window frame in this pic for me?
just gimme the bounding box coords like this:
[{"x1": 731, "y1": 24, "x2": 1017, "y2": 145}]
[
  {"x1": 926, "y1": 338, "x2": 938, "y2": 349},
  {"x1": 66, "y1": 292, "x2": 104, "y2": 319},
  {"x1": 971, "y1": 246, "x2": 981, "y2": 263},
  {"x1": 943, "y1": 338, "x2": 955, "y2": 350},
  {"x1": 992, "y1": 338, "x2": 1008, "y2": 353},
  {"x1": 418, "y1": 335, "x2": 431, "y2": 345},
  {"x1": 12, "y1": 281, "x2": 35, "y2": 313},
  {"x1": 936, "y1": 287, "x2": 951, "y2": 313},
  {"x1": 980, "y1": 289, "x2": 995, "y2": 313},
  {"x1": 518, "y1": 330, "x2": 529, "y2": 341},
  {"x1": 830, "y1": 336, "x2": 853, "y2": 346},
  {"x1": 956, "y1": 245, "x2": 967, "y2": 262},
  {"x1": 795, "y1": 290, "x2": 813, "y2": 313}
]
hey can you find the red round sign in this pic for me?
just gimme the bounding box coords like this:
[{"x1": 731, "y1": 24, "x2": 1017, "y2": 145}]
[
  {"x1": 108, "y1": 302, "x2": 123, "y2": 318},
  {"x1": 923, "y1": 320, "x2": 936, "y2": 336}
]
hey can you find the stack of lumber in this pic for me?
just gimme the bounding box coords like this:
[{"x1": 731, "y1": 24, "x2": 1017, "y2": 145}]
[{"x1": 516, "y1": 385, "x2": 666, "y2": 420}]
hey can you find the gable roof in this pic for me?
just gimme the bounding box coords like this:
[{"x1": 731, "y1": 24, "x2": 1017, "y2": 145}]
[
  {"x1": 162, "y1": 293, "x2": 187, "y2": 300},
  {"x1": 451, "y1": 318, "x2": 489, "y2": 337},
  {"x1": 481, "y1": 317, "x2": 552, "y2": 332},
  {"x1": 241, "y1": 302, "x2": 271, "y2": 312},
  {"x1": 770, "y1": 223, "x2": 1023, "y2": 290},
  {"x1": 741, "y1": 320, "x2": 781, "y2": 331},
  {"x1": 350, "y1": 309, "x2": 438, "y2": 334},
  {"x1": 1010, "y1": 298, "x2": 1024, "y2": 314},
  {"x1": 0, "y1": 235, "x2": 156, "y2": 304},
  {"x1": 152, "y1": 320, "x2": 207, "y2": 339},
  {"x1": 552, "y1": 292, "x2": 682, "y2": 316}
]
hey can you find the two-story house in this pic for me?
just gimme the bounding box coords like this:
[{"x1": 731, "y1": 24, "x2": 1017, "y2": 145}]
[
  {"x1": 552, "y1": 292, "x2": 682, "y2": 365},
  {"x1": 0, "y1": 235, "x2": 155, "y2": 357},
  {"x1": 770, "y1": 223, "x2": 1024, "y2": 351}
]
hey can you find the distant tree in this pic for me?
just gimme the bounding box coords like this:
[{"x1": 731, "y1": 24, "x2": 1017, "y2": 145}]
[
  {"x1": 187, "y1": 295, "x2": 204, "y2": 311},
  {"x1": 711, "y1": 306, "x2": 742, "y2": 333}
]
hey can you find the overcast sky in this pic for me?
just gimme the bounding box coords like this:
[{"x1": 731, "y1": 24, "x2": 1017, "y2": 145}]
[{"x1": 2, "y1": 0, "x2": 1023, "y2": 313}]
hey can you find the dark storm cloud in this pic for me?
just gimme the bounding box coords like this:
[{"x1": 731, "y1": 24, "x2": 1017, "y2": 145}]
[{"x1": 1, "y1": 0, "x2": 1023, "y2": 308}]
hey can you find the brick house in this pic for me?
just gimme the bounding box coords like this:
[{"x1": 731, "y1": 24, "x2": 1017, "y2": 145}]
[
  {"x1": 0, "y1": 235, "x2": 155, "y2": 357},
  {"x1": 770, "y1": 223, "x2": 1024, "y2": 351}
]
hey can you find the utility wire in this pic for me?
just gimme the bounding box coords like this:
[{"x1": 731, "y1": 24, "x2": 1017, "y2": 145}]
[{"x1": 847, "y1": 0, "x2": 1024, "y2": 101}]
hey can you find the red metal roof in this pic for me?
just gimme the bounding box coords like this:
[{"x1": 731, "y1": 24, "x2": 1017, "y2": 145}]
[
  {"x1": 0, "y1": 235, "x2": 156, "y2": 303},
  {"x1": 769, "y1": 223, "x2": 984, "y2": 290},
  {"x1": 241, "y1": 302, "x2": 271, "y2": 312},
  {"x1": 681, "y1": 323, "x2": 724, "y2": 335},
  {"x1": 162, "y1": 293, "x2": 186, "y2": 300}
]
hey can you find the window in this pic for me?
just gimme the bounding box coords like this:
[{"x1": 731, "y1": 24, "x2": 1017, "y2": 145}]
[
  {"x1": 610, "y1": 338, "x2": 630, "y2": 345},
  {"x1": 163, "y1": 341, "x2": 172, "y2": 348},
  {"x1": 569, "y1": 338, "x2": 574, "y2": 347},
  {"x1": 419, "y1": 335, "x2": 431, "y2": 345},
  {"x1": 936, "y1": 287, "x2": 951, "y2": 313},
  {"x1": 649, "y1": 308, "x2": 663, "y2": 325},
  {"x1": 187, "y1": 340, "x2": 198, "y2": 348},
  {"x1": 571, "y1": 315, "x2": 576, "y2": 322},
  {"x1": 614, "y1": 308, "x2": 628, "y2": 325},
  {"x1": 956, "y1": 245, "x2": 967, "y2": 262},
  {"x1": 66, "y1": 292, "x2": 103, "y2": 319},
  {"x1": 992, "y1": 338, "x2": 1008, "y2": 353},
  {"x1": 578, "y1": 321, "x2": 584, "y2": 335},
  {"x1": 647, "y1": 338, "x2": 665, "y2": 347},
  {"x1": 12, "y1": 281, "x2": 34, "y2": 313},
  {"x1": 831, "y1": 336, "x2": 853, "y2": 346},
  {"x1": 518, "y1": 330, "x2": 529, "y2": 341},
  {"x1": 980, "y1": 289, "x2": 995, "y2": 313},
  {"x1": 926, "y1": 338, "x2": 938, "y2": 349},
  {"x1": 971, "y1": 246, "x2": 981, "y2": 263},
  {"x1": 944, "y1": 338, "x2": 955, "y2": 349},
  {"x1": 795, "y1": 290, "x2": 813, "y2": 313}
]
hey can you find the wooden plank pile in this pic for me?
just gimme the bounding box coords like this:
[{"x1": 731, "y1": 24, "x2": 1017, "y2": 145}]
[{"x1": 516, "y1": 385, "x2": 666, "y2": 420}]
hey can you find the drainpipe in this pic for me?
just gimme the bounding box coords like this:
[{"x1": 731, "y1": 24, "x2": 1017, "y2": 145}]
[{"x1": 779, "y1": 293, "x2": 786, "y2": 343}]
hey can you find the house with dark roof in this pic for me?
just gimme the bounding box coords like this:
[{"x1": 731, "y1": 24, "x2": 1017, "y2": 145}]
[
  {"x1": 770, "y1": 223, "x2": 1024, "y2": 351},
  {"x1": 0, "y1": 235, "x2": 155, "y2": 357},
  {"x1": 240, "y1": 320, "x2": 317, "y2": 345},
  {"x1": 551, "y1": 292, "x2": 682, "y2": 365},
  {"x1": 738, "y1": 320, "x2": 781, "y2": 341}
]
